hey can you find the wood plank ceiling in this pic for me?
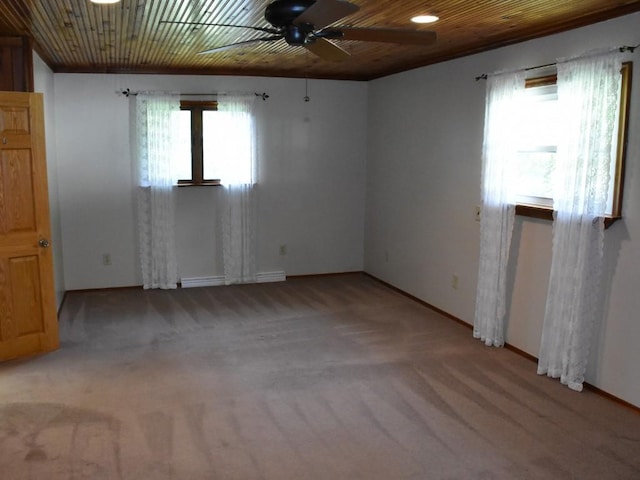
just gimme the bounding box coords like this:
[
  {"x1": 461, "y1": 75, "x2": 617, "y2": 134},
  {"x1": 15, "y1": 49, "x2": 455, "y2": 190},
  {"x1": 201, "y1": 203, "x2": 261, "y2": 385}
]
[{"x1": 1, "y1": 0, "x2": 640, "y2": 81}]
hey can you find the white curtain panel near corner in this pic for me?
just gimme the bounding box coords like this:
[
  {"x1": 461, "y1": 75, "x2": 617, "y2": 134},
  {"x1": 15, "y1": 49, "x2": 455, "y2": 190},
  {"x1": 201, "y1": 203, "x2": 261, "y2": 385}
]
[
  {"x1": 134, "y1": 92, "x2": 181, "y2": 289},
  {"x1": 537, "y1": 51, "x2": 623, "y2": 391},
  {"x1": 474, "y1": 70, "x2": 525, "y2": 347}
]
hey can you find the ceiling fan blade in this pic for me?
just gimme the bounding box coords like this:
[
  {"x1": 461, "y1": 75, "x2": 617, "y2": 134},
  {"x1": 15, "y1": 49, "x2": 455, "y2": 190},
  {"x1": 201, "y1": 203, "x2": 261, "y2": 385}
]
[
  {"x1": 304, "y1": 37, "x2": 350, "y2": 62},
  {"x1": 337, "y1": 27, "x2": 437, "y2": 45},
  {"x1": 294, "y1": 0, "x2": 359, "y2": 30},
  {"x1": 198, "y1": 36, "x2": 282, "y2": 55},
  {"x1": 312, "y1": 28, "x2": 343, "y2": 40},
  {"x1": 160, "y1": 20, "x2": 280, "y2": 35}
]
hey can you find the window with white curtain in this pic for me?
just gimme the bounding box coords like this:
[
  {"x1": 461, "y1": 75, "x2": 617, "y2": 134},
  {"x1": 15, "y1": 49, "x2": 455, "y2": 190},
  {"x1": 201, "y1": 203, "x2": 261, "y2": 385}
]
[
  {"x1": 514, "y1": 62, "x2": 632, "y2": 221},
  {"x1": 175, "y1": 100, "x2": 253, "y2": 186},
  {"x1": 475, "y1": 51, "x2": 632, "y2": 391}
]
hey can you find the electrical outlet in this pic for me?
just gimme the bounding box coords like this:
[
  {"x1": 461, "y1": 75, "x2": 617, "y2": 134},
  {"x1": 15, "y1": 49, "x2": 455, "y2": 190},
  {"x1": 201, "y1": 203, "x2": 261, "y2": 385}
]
[
  {"x1": 451, "y1": 274, "x2": 459, "y2": 290},
  {"x1": 279, "y1": 244, "x2": 287, "y2": 256},
  {"x1": 475, "y1": 205, "x2": 481, "y2": 222},
  {"x1": 102, "y1": 253, "x2": 112, "y2": 266}
]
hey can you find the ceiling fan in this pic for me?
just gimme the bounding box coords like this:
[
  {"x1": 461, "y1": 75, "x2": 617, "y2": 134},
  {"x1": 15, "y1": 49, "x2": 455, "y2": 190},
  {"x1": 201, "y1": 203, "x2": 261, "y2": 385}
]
[{"x1": 160, "y1": 0, "x2": 437, "y2": 62}]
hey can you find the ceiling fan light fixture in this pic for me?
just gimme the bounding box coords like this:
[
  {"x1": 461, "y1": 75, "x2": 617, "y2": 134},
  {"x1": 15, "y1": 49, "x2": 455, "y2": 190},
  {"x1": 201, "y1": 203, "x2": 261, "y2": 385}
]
[{"x1": 411, "y1": 15, "x2": 439, "y2": 24}]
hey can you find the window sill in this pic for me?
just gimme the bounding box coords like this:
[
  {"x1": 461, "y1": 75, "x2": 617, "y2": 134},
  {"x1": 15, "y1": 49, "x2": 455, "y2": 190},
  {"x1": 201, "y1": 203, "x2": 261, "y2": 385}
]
[
  {"x1": 515, "y1": 204, "x2": 621, "y2": 229},
  {"x1": 176, "y1": 180, "x2": 221, "y2": 187}
]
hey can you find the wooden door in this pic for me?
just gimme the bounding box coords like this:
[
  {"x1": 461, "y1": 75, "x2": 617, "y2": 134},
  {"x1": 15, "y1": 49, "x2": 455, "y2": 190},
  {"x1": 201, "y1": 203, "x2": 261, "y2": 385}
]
[{"x1": 0, "y1": 91, "x2": 58, "y2": 361}]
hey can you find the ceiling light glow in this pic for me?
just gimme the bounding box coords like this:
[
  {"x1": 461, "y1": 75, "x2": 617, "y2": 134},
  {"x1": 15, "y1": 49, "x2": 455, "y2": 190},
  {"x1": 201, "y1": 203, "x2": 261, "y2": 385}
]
[
  {"x1": 90, "y1": 0, "x2": 120, "y2": 4},
  {"x1": 411, "y1": 15, "x2": 439, "y2": 24}
]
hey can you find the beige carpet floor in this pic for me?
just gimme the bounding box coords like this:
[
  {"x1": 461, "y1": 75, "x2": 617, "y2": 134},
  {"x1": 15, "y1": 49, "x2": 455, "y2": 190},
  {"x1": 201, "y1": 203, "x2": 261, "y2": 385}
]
[{"x1": 1, "y1": 273, "x2": 639, "y2": 479}]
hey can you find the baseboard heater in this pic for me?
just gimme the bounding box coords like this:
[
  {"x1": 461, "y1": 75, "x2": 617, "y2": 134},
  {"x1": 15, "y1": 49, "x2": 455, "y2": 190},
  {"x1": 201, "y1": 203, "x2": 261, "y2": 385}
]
[{"x1": 181, "y1": 271, "x2": 286, "y2": 288}]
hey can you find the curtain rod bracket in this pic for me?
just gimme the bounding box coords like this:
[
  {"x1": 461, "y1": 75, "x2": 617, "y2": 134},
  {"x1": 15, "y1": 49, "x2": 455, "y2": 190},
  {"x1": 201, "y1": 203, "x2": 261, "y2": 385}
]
[{"x1": 620, "y1": 44, "x2": 638, "y2": 53}]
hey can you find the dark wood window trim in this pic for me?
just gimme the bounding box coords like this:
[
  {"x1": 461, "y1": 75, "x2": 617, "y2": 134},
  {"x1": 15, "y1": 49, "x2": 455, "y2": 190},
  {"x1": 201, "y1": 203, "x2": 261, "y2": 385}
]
[
  {"x1": 515, "y1": 204, "x2": 619, "y2": 229},
  {"x1": 516, "y1": 62, "x2": 632, "y2": 230},
  {"x1": 177, "y1": 100, "x2": 221, "y2": 187}
]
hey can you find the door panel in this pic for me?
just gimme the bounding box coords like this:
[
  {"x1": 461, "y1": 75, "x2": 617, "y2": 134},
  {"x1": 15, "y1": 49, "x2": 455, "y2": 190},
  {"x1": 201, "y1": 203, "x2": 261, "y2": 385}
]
[
  {"x1": 0, "y1": 104, "x2": 30, "y2": 132},
  {"x1": 0, "y1": 91, "x2": 58, "y2": 361},
  {"x1": 11, "y1": 255, "x2": 43, "y2": 336},
  {"x1": 1, "y1": 150, "x2": 37, "y2": 233}
]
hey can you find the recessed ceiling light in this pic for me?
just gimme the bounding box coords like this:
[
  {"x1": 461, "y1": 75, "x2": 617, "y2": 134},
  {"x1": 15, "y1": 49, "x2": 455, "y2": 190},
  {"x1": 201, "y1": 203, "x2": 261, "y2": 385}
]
[
  {"x1": 90, "y1": 0, "x2": 120, "y2": 4},
  {"x1": 411, "y1": 15, "x2": 439, "y2": 24}
]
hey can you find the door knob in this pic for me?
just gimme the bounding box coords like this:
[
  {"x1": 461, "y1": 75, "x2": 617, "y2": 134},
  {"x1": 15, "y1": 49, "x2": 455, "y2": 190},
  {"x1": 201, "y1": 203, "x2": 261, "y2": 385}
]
[{"x1": 38, "y1": 238, "x2": 50, "y2": 248}]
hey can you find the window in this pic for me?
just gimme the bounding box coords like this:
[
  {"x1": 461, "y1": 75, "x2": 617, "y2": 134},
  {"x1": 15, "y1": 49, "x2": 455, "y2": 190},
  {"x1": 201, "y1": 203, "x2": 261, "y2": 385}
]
[
  {"x1": 175, "y1": 100, "x2": 223, "y2": 186},
  {"x1": 515, "y1": 75, "x2": 558, "y2": 208},
  {"x1": 514, "y1": 62, "x2": 632, "y2": 223}
]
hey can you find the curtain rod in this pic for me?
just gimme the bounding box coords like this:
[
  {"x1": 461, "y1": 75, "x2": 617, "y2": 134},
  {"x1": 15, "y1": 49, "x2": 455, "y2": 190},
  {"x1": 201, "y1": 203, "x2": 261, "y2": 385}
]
[
  {"x1": 474, "y1": 44, "x2": 639, "y2": 81},
  {"x1": 118, "y1": 88, "x2": 269, "y2": 101}
]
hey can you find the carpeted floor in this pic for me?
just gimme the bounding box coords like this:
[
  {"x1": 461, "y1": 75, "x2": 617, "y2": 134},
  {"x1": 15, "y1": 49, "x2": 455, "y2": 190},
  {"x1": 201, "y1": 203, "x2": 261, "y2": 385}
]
[{"x1": 1, "y1": 273, "x2": 639, "y2": 479}]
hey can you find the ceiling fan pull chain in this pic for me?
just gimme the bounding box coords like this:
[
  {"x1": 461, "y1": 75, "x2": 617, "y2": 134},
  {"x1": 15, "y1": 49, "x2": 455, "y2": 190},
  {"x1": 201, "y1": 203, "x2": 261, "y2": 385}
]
[{"x1": 304, "y1": 50, "x2": 311, "y2": 102}]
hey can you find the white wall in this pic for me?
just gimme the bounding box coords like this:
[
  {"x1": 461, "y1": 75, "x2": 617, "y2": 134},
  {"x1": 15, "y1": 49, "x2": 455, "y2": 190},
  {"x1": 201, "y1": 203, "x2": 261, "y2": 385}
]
[
  {"x1": 53, "y1": 74, "x2": 367, "y2": 289},
  {"x1": 32, "y1": 53, "x2": 66, "y2": 308},
  {"x1": 365, "y1": 13, "x2": 640, "y2": 407}
]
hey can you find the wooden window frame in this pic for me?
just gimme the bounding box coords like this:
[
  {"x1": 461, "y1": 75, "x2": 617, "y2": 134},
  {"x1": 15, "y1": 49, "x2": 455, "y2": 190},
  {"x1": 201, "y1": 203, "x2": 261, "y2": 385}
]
[
  {"x1": 177, "y1": 100, "x2": 221, "y2": 187},
  {"x1": 516, "y1": 62, "x2": 632, "y2": 228}
]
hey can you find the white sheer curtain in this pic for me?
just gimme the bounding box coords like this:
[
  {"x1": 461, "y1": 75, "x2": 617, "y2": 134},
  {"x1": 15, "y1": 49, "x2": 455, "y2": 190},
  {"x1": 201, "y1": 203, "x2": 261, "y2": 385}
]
[
  {"x1": 474, "y1": 70, "x2": 525, "y2": 347},
  {"x1": 134, "y1": 92, "x2": 180, "y2": 289},
  {"x1": 217, "y1": 93, "x2": 258, "y2": 285},
  {"x1": 537, "y1": 52, "x2": 623, "y2": 391}
]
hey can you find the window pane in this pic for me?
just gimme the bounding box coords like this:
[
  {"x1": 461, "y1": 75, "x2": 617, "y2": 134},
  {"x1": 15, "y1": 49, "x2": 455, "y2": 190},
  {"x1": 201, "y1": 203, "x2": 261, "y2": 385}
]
[
  {"x1": 519, "y1": 91, "x2": 559, "y2": 150},
  {"x1": 203, "y1": 111, "x2": 224, "y2": 180},
  {"x1": 515, "y1": 85, "x2": 560, "y2": 203},
  {"x1": 514, "y1": 151, "x2": 555, "y2": 200},
  {"x1": 203, "y1": 110, "x2": 252, "y2": 183},
  {"x1": 175, "y1": 110, "x2": 192, "y2": 180}
]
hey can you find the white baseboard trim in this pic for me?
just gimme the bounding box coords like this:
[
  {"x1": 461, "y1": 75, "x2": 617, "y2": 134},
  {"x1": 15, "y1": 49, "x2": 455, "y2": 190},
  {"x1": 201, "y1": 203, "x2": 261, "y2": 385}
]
[{"x1": 181, "y1": 271, "x2": 286, "y2": 288}]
